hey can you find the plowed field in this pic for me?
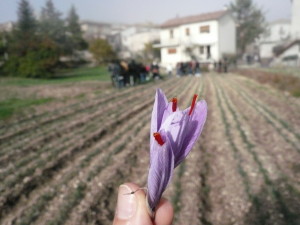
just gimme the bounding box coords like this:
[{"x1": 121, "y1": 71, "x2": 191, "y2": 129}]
[{"x1": 1, "y1": 73, "x2": 300, "y2": 225}]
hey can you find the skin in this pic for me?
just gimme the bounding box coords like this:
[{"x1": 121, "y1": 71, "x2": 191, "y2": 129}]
[{"x1": 113, "y1": 183, "x2": 174, "y2": 225}]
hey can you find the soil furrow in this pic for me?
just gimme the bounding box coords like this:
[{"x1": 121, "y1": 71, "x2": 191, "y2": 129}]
[
  {"x1": 1, "y1": 106, "x2": 151, "y2": 225},
  {"x1": 0, "y1": 78, "x2": 190, "y2": 224},
  {"x1": 8, "y1": 78, "x2": 190, "y2": 225},
  {"x1": 229, "y1": 75, "x2": 300, "y2": 144},
  {"x1": 0, "y1": 81, "x2": 155, "y2": 138},
  {"x1": 170, "y1": 77, "x2": 206, "y2": 225},
  {"x1": 233, "y1": 73, "x2": 300, "y2": 113},
  {"x1": 62, "y1": 77, "x2": 199, "y2": 225},
  {"x1": 201, "y1": 75, "x2": 255, "y2": 225},
  {"x1": 1, "y1": 73, "x2": 299, "y2": 225},
  {"x1": 215, "y1": 75, "x2": 299, "y2": 224},
  {"x1": 0, "y1": 90, "x2": 158, "y2": 218},
  {"x1": 230, "y1": 84, "x2": 300, "y2": 153},
  {"x1": 221, "y1": 76, "x2": 300, "y2": 186},
  {"x1": 0, "y1": 78, "x2": 179, "y2": 155},
  {"x1": 0, "y1": 79, "x2": 179, "y2": 172}
]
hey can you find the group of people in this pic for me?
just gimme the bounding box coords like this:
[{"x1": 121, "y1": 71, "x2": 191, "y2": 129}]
[
  {"x1": 108, "y1": 60, "x2": 161, "y2": 88},
  {"x1": 174, "y1": 59, "x2": 229, "y2": 76},
  {"x1": 214, "y1": 59, "x2": 228, "y2": 73},
  {"x1": 175, "y1": 61, "x2": 202, "y2": 76},
  {"x1": 108, "y1": 58, "x2": 230, "y2": 88}
]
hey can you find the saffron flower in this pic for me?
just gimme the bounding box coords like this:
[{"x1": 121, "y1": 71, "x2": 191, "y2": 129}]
[{"x1": 147, "y1": 88, "x2": 207, "y2": 214}]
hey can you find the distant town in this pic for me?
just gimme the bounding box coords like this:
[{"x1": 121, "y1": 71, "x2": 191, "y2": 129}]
[{"x1": 0, "y1": 0, "x2": 299, "y2": 69}]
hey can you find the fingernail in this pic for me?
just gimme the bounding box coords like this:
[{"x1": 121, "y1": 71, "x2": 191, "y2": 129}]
[{"x1": 116, "y1": 185, "x2": 137, "y2": 220}]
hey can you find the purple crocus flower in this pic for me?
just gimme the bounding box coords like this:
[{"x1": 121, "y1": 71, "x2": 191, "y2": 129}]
[{"x1": 147, "y1": 88, "x2": 207, "y2": 214}]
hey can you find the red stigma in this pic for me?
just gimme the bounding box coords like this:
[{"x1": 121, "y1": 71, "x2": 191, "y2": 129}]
[
  {"x1": 188, "y1": 94, "x2": 198, "y2": 115},
  {"x1": 153, "y1": 132, "x2": 164, "y2": 146},
  {"x1": 172, "y1": 98, "x2": 177, "y2": 112}
]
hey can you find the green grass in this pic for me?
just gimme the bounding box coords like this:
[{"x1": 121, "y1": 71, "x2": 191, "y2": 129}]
[
  {"x1": 0, "y1": 66, "x2": 109, "y2": 120},
  {"x1": 0, "y1": 98, "x2": 53, "y2": 120},
  {"x1": 0, "y1": 66, "x2": 110, "y2": 87}
]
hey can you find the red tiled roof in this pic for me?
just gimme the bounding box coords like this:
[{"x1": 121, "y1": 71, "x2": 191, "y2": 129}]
[{"x1": 161, "y1": 10, "x2": 228, "y2": 28}]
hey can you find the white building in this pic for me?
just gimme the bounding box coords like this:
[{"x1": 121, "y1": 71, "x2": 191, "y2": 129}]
[
  {"x1": 275, "y1": 40, "x2": 300, "y2": 66},
  {"x1": 157, "y1": 10, "x2": 236, "y2": 67},
  {"x1": 80, "y1": 21, "x2": 160, "y2": 59},
  {"x1": 0, "y1": 21, "x2": 13, "y2": 32},
  {"x1": 120, "y1": 26, "x2": 160, "y2": 58},
  {"x1": 80, "y1": 21, "x2": 127, "y2": 40},
  {"x1": 258, "y1": 19, "x2": 291, "y2": 59},
  {"x1": 291, "y1": 0, "x2": 300, "y2": 39},
  {"x1": 271, "y1": 0, "x2": 300, "y2": 66}
]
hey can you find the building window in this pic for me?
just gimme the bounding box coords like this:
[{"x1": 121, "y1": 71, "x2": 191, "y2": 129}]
[
  {"x1": 199, "y1": 46, "x2": 204, "y2": 54},
  {"x1": 186, "y1": 28, "x2": 190, "y2": 36},
  {"x1": 168, "y1": 48, "x2": 177, "y2": 54},
  {"x1": 207, "y1": 45, "x2": 211, "y2": 59},
  {"x1": 170, "y1": 29, "x2": 174, "y2": 38},
  {"x1": 200, "y1": 25, "x2": 210, "y2": 33}
]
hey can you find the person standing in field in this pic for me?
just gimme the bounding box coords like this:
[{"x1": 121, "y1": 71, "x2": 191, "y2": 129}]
[
  {"x1": 188, "y1": 61, "x2": 193, "y2": 75},
  {"x1": 145, "y1": 64, "x2": 151, "y2": 81},
  {"x1": 195, "y1": 61, "x2": 201, "y2": 77},
  {"x1": 218, "y1": 60, "x2": 223, "y2": 73},
  {"x1": 112, "y1": 61, "x2": 123, "y2": 88},
  {"x1": 223, "y1": 57, "x2": 228, "y2": 73},
  {"x1": 120, "y1": 60, "x2": 129, "y2": 86},
  {"x1": 139, "y1": 62, "x2": 147, "y2": 83},
  {"x1": 151, "y1": 61, "x2": 160, "y2": 80},
  {"x1": 128, "y1": 59, "x2": 139, "y2": 85}
]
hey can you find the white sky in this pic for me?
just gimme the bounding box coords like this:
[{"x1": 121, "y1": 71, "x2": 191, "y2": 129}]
[{"x1": 0, "y1": 0, "x2": 292, "y2": 24}]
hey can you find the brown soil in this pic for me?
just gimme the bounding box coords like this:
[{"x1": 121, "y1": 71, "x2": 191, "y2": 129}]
[
  {"x1": 234, "y1": 68, "x2": 300, "y2": 97},
  {"x1": 1, "y1": 74, "x2": 300, "y2": 225}
]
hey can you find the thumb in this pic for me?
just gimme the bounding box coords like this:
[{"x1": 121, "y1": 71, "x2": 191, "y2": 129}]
[{"x1": 113, "y1": 183, "x2": 153, "y2": 225}]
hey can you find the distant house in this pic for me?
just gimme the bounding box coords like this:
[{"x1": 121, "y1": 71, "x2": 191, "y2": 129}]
[
  {"x1": 291, "y1": 0, "x2": 300, "y2": 39},
  {"x1": 119, "y1": 26, "x2": 160, "y2": 58},
  {"x1": 276, "y1": 0, "x2": 300, "y2": 66},
  {"x1": 80, "y1": 21, "x2": 127, "y2": 41},
  {"x1": 258, "y1": 19, "x2": 291, "y2": 59},
  {"x1": 261, "y1": 0, "x2": 300, "y2": 67},
  {"x1": 156, "y1": 10, "x2": 236, "y2": 67},
  {"x1": 80, "y1": 21, "x2": 160, "y2": 59},
  {"x1": 0, "y1": 21, "x2": 13, "y2": 32},
  {"x1": 80, "y1": 21, "x2": 128, "y2": 53},
  {"x1": 273, "y1": 40, "x2": 300, "y2": 66}
]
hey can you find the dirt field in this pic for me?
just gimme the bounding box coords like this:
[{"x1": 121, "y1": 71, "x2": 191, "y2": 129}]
[{"x1": 0, "y1": 73, "x2": 300, "y2": 225}]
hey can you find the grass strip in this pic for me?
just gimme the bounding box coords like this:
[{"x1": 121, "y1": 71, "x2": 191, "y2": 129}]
[{"x1": 0, "y1": 98, "x2": 53, "y2": 120}]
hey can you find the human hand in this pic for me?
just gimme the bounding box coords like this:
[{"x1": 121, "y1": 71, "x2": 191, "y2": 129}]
[{"x1": 113, "y1": 183, "x2": 173, "y2": 225}]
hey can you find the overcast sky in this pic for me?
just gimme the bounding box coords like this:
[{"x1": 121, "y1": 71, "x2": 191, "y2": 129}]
[{"x1": 0, "y1": 0, "x2": 292, "y2": 24}]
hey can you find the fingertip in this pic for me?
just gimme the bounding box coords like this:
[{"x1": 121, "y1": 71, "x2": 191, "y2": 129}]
[
  {"x1": 154, "y1": 198, "x2": 174, "y2": 225},
  {"x1": 122, "y1": 182, "x2": 140, "y2": 192},
  {"x1": 113, "y1": 182, "x2": 153, "y2": 225},
  {"x1": 113, "y1": 183, "x2": 173, "y2": 225}
]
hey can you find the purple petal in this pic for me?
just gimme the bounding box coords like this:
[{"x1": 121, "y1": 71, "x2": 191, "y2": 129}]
[
  {"x1": 150, "y1": 89, "x2": 168, "y2": 148},
  {"x1": 159, "y1": 100, "x2": 207, "y2": 167},
  {"x1": 175, "y1": 100, "x2": 207, "y2": 166},
  {"x1": 147, "y1": 138, "x2": 174, "y2": 211},
  {"x1": 162, "y1": 101, "x2": 178, "y2": 123},
  {"x1": 161, "y1": 111, "x2": 188, "y2": 165}
]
